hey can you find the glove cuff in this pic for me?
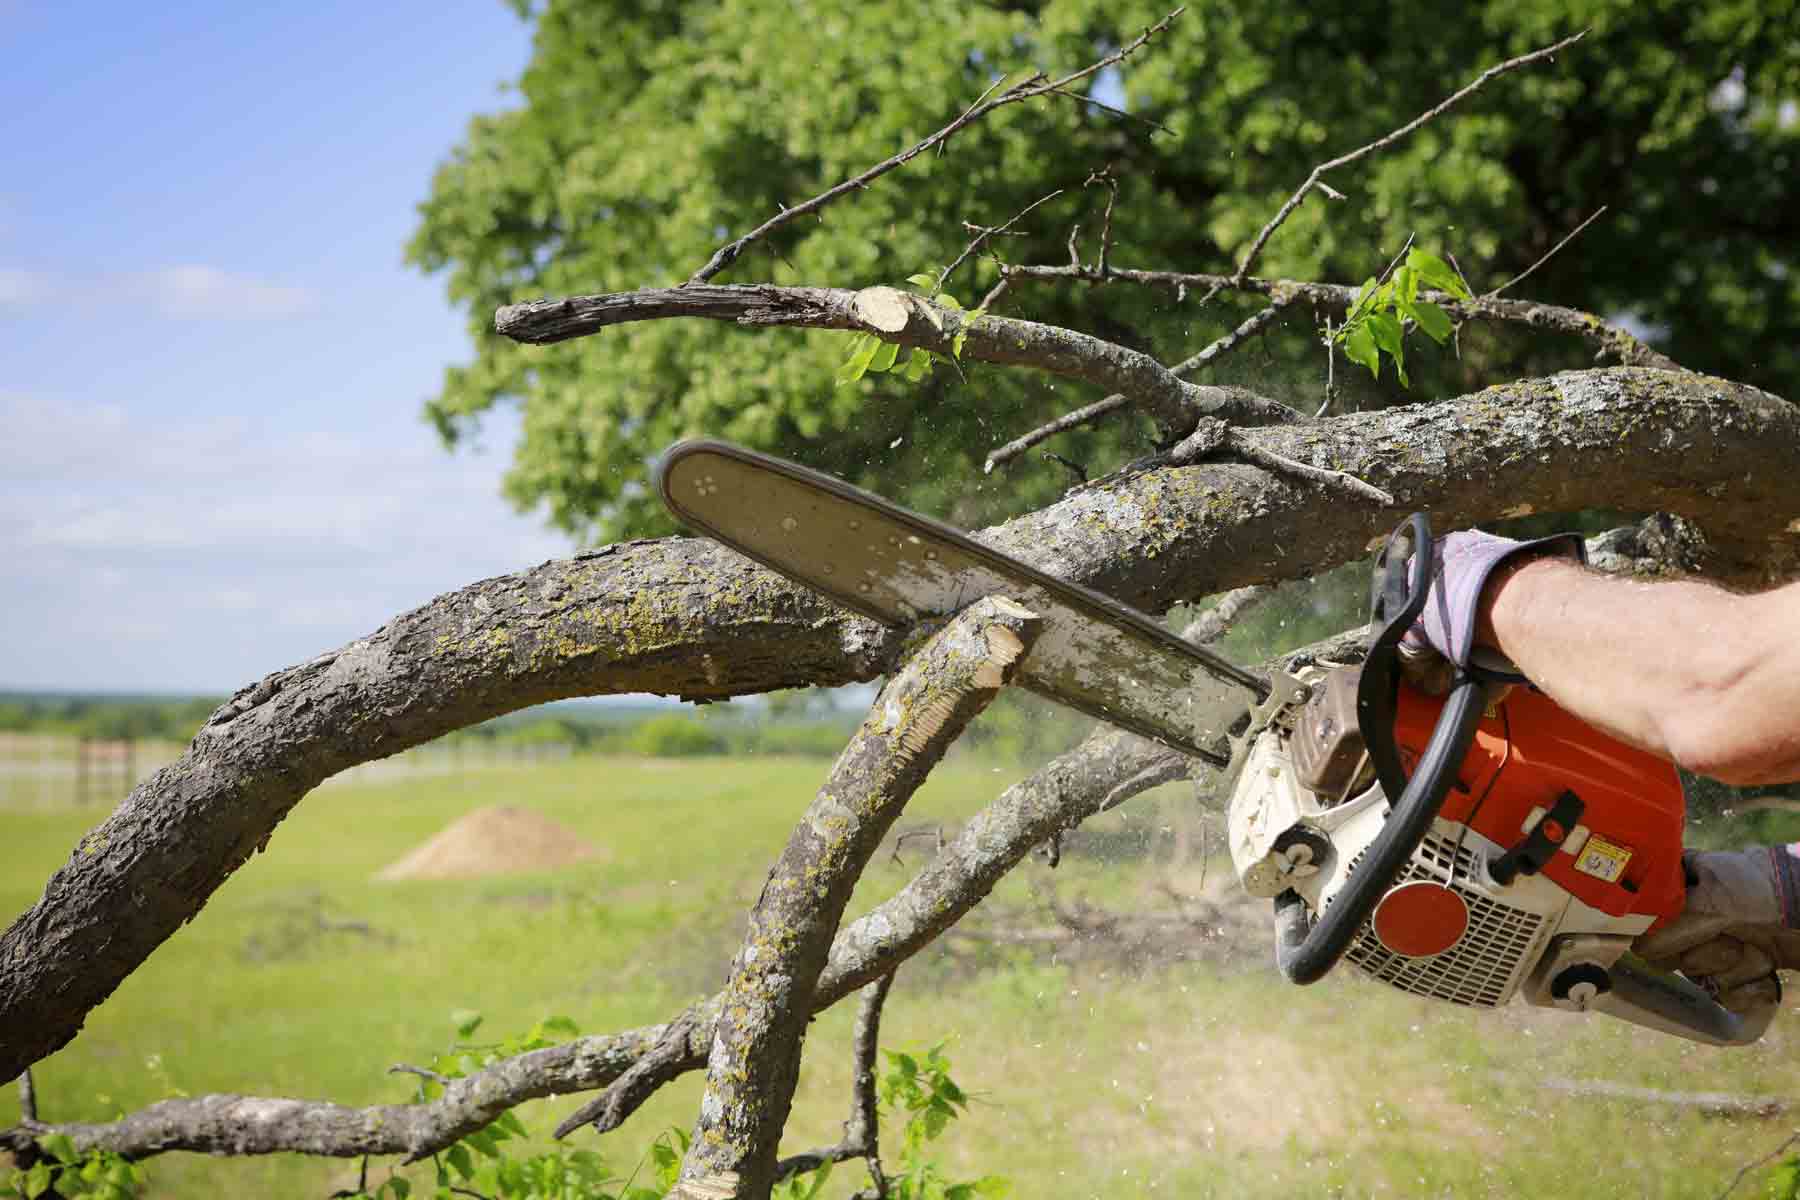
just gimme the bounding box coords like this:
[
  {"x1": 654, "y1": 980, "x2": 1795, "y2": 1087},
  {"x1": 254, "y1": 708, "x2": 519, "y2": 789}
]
[
  {"x1": 1771, "y1": 843, "x2": 1800, "y2": 929},
  {"x1": 1460, "y1": 532, "x2": 1587, "y2": 683}
]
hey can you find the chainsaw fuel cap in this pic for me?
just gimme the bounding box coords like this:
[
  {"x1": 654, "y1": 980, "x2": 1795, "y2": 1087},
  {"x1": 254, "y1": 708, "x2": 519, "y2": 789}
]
[{"x1": 1371, "y1": 880, "x2": 1469, "y2": 958}]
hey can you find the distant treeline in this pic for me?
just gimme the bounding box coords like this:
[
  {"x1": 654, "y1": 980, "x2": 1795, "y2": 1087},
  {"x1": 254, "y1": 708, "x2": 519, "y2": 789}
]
[{"x1": 0, "y1": 694, "x2": 224, "y2": 742}]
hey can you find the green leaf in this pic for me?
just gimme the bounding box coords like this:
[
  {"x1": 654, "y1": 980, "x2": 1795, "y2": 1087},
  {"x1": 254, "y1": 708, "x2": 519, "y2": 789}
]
[
  {"x1": 1368, "y1": 312, "x2": 1408, "y2": 386},
  {"x1": 538, "y1": 1015, "x2": 580, "y2": 1039},
  {"x1": 905, "y1": 273, "x2": 937, "y2": 291},
  {"x1": 936, "y1": 293, "x2": 963, "y2": 312},
  {"x1": 836, "y1": 334, "x2": 881, "y2": 385},
  {"x1": 1405, "y1": 298, "x2": 1454, "y2": 343},
  {"x1": 1347, "y1": 276, "x2": 1381, "y2": 320},
  {"x1": 972, "y1": 1175, "x2": 1013, "y2": 1197},
  {"x1": 1406, "y1": 249, "x2": 1471, "y2": 299},
  {"x1": 951, "y1": 332, "x2": 967, "y2": 360},
  {"x1": 446, "y1": 1143, "x2": 474, "y2": 1180},
  {"x1": 1342, "y1": 322, "x2": 1380, "y2": 378},
  {"x1": 868, "y1": 339, "x2": 900, "y2": 373},
  {"x1": 452, "y1": 1010, "x2": 484, "y2": 1040},
  {"x1": 35, "y1": 1135, "x2": 76, "y2": 1166},
  {"x1": 494, "y1": 1109, "x2": 528, "y2": 1139},
  {"x1": 21, "y1": 1164, "x2": 49, "y2": 1200},
  {"x1": 901, "y1": 348, "x2": 933, "y2": 383}
]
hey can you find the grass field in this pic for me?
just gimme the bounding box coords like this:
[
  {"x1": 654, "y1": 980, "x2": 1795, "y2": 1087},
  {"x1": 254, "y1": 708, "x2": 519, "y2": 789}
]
[{"x1": 4, "y1": 754, "x2": 1798, "y2": 1198}]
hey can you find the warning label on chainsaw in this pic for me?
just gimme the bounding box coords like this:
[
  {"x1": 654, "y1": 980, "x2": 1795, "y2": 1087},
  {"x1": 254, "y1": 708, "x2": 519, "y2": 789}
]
[{"x1": 1574, "y1": 836, "x2": 1633, "y2": 883}]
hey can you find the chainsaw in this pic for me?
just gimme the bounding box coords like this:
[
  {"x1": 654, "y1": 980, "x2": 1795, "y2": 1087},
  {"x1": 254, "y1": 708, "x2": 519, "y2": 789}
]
[{"x1": 657, "y1": 439, "x2": 1774, "y2": 1045}]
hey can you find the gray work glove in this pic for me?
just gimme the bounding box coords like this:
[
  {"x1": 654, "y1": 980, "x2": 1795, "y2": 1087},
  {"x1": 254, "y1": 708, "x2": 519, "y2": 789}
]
[
  {"x1": 1633, "y1": 845, "x2": 1800, "y2": 1014},
  {"x1": 1396, "y1": 527, "x2": 1586, "y2": 692}
]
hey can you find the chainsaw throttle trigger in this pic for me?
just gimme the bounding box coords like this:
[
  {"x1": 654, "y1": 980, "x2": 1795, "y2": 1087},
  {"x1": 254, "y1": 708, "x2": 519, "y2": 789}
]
[{"x1": 1490, "y1": 790, "x2": 1586, "y2": 886}]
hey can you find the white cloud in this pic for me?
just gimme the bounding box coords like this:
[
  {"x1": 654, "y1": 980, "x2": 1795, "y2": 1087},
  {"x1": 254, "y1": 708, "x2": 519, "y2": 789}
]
[
  {"x1": 2, "y1": 394, "x2": 573, "y2": 690},
  {"x1": 0, "y1": 267, "x2": 47, "y2": 306},
  {"x1": 0, "y1": 265, "x2": 316, "y2": 319},
  {"x1": 139, "y1": 264, "x2": 316, "y2": 319}
]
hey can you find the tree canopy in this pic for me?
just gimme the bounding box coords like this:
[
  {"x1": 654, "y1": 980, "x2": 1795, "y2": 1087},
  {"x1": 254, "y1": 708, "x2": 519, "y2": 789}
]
[{"x1": 410, "y1": 0, "x2": 1798, "y2": 542}]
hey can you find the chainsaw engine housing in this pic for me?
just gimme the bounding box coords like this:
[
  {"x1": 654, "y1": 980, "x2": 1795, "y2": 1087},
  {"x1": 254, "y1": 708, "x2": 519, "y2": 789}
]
[{"x1": 1230, "y1": 668, "x2": 1687, "y2": 1014}]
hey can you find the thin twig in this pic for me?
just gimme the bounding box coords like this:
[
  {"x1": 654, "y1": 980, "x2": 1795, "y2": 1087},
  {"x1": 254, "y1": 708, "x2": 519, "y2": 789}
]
[
  {"x1": 17, "y1": 1070, "x2": 36, "y2": 1123},
  {"x1": 1181, "y1": 585, "x2": 1275, "y2": 646},
  {"x1": 977, "y1": 276, "x2": 1012, "y2": 313},
  {"x1": 386, "y1": 1064, "x2": 450, "y2": 1086},
  {"x1": 1090, "y1": 169, "x2": 1120, "y2": 278},
  {"x1": 1486, "y1": 205, "x2": 1608, "y2": 298},
  {"x1": 685, "y1": 8, "x2": 1186, "y2": 285},
  {"x1": 771, "y1": 971, "x2": 897, "y2": 1191},
  {"x1": 1714, "y1": 1128, "x2": 1800, "y2": 1200},
  {"x1": 1225, "y1": 430, "x2": 1395, "y2": 506},
  {"x1": 938, "y1": 189, "x2": 1065, "y2": 293},
  {"x1": 984, "y1": 293, "x2": 1296, "y2": 474},
  {"x1": 1041, "y1": 83, "x2": 1174, "y2": 134},
  {"x1": 1042, "y1": 451, "x2": 1088, "y2": 484},
  {"x1": 1224, "y1": 31, "x2": 1586, "y2": 287},
  {"x1": 1166, "y1": 293, "x2": 1296, "y2": 375},
  {"x1": 984, "y1": 395, "x2": 1130, "y2": 473}
]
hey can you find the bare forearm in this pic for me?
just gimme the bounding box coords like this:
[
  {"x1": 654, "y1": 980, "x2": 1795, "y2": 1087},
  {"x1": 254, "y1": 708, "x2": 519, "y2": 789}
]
[{"x1": 1483, "y1": 561, "x2": 1800, "y2": 785}]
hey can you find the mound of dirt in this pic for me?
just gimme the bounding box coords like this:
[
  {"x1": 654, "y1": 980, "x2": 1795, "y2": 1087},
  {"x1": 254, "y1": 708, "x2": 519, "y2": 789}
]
[{"x1": 374, "y1": 805, "x2": 602, "y2": 880}]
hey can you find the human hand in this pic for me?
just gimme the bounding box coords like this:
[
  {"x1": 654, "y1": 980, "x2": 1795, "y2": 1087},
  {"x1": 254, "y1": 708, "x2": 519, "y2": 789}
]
[
  {"x1": 1633, "y1": 846, "x2": 1800, "y2": 1014},
  {"x1": 1395, "y1": 527, "x2": 1585, "y2": 693}
]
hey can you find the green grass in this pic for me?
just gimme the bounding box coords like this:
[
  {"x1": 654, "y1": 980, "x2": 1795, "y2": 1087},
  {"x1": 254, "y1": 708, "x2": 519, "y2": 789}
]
[{"x1": 4, "y1": 755, "x2": 1798, "y2": 1198}]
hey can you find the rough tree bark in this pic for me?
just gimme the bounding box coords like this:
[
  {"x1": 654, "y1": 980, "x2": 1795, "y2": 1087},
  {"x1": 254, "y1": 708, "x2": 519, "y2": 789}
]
[
  {"x1": 673, "y1": 597, "x2": 1040, "y2": 1199},
  {"x1": 2, "y1": 366, "x2": 1797, "y2": 1086}
]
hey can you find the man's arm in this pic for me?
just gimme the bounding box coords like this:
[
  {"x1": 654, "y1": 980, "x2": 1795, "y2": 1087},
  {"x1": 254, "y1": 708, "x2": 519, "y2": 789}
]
[{"x1": 1481, "y1": 559, "x2": 1800, "y2": 785}]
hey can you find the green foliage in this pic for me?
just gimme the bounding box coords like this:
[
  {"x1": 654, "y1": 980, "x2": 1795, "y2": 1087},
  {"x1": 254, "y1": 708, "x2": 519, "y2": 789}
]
[
  {"x1": 364, "y1": 1018, "x2": 1007, "y2": 1200},
  {"x1": 411, "y1": 0, "x2": 1799, "y2": 542},
  {"x1": 0, "y1": 1136, "x2": 146, "y2": 1200},
  {"x1": 878, "y1": 1044, "x2": 1011, "y2": 1200},
  {"x1": 0, "y1": 694, "x2": 222, "y2": 742},
  {"x1": 623, "y1": 714, "x2": 728, "y2": 758},
  {"x1": 1767, "y1": 1155, "x2": 1800, "y2": 1200},
  {"x1": 1335, "y1": 249, "x2": 1473, "y2": 386}
]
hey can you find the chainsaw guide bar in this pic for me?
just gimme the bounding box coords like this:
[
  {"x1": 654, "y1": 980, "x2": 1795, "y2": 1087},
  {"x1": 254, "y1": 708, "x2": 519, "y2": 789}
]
[{"x1": 657, "y1": 439, "x2": 1268, "y2": 764}]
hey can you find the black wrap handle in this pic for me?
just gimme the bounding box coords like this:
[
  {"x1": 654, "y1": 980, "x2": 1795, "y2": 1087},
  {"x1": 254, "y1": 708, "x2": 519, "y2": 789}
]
[{"x1": 1274, "y1": 513, "x2": 1489, "y2": 985}]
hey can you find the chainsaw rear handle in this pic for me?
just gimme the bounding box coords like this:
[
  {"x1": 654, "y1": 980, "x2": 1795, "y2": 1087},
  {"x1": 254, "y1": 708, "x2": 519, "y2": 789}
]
[{"x1": 1273, "y1": 513, "x2": 1488, "y2": 985}]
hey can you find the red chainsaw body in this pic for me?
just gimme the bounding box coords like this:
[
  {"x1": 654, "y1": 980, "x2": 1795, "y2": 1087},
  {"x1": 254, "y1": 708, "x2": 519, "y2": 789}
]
[{"x1": 1394, "y1": 681, "x2": 1687, "y2": 927}]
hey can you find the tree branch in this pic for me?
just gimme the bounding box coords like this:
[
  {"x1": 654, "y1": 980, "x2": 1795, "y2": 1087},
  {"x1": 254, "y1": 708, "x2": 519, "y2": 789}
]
[
  {"x1": 494, "y1": 283, "x2": 1299, "y2": 437},
  {"x1": 4, "y1": 368, "x2": 1794, "y2": 1086},
  {"x1": 683, "y1": 9, "x2": 1185, "y2": 285},
  {"x1": 1225, "y1": 32, "x2": 1586, "y2": 286},
  {"x1": 769, "y1": 972, "x2": 894, "y2": 1189},
  {"x1": 1002, "y1": 264, "x2": 1683, "y2": 370},
  {"x1": 984, "y1": 292, "x2": 1302, "y2": 474},
  {"x1": 672, "y1": 598, "x2": 1041, "y2": 1200},
  {"x1": 0, "y1": 507, "x2": 1756, "y2": 1164}
]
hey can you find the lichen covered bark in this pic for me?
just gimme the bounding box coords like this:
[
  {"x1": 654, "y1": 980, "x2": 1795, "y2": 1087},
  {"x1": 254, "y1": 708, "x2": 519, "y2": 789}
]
[{"x1": 674, "y1": 598, "x2": 1041, "y2": 1200}]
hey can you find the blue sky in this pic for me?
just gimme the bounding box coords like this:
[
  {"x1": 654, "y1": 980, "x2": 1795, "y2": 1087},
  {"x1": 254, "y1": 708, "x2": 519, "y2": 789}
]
[{"x1": 3, "y1": 2, "x2": 576, "y2": 692}]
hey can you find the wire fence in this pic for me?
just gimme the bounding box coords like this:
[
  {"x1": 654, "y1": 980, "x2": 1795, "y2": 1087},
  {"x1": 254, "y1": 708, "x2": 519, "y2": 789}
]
[{"x1": 0, "y1": 733, "x2": 575, "y2": 809}]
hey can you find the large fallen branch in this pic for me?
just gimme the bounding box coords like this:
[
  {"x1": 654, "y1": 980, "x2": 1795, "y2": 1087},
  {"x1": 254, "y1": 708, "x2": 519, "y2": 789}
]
[
  {"x1": 3, "y1": 368, "x2": 1795, "y2": 1084},
  {"x1": 0, "y1": 510, "x2": 1729, "y2": 1163},
  {"x1": 673, "y1": 597, "x2": 1041, "y2": 1200}
]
